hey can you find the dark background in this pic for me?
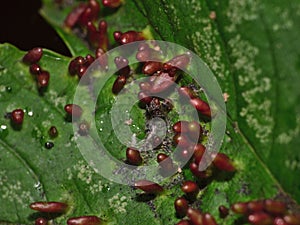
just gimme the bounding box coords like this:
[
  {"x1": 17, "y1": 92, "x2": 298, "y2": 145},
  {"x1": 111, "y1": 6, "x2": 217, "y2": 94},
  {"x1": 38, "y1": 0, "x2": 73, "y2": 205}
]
[{"x1": 0, "y1": 0, "x2": 71, "y2": 56}]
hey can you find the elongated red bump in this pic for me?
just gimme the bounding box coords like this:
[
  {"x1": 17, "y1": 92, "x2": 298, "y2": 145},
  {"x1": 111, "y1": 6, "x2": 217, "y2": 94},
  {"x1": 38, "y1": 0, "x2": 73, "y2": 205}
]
[
  {"x1": 150, "y1": 72, "x2": 175, "y2": 93},
  {"x1": 274, "y1": 217, "x2": 288, "y2": 225},
  {"x1": 173, "y1": 121, "x2": 190, "y2": 133},
  {"x1": 86, "y1": 21, "x2": 98, "y2": 46},
  {"x1": 11, "y1": 109, "x2": 24, "y2": 124},
  {"x1": 163, "y1": 54, "x2": 190, "y2": 71},
  {"x1": 218, "y1": 205, "x2": 229, "y2": 218},
  {"x1": 84, "y1": 54, "x2": 95, "y2": 66},
  {"x1": 126, "y1": 147, "x2": 143, "y2": 166},
  {"x1": 212, "y1": 153, "x2": 236, "y2": 172},
  {"x1": 248, "y1": 212, "x2": 273, "y2": 225},
  {"x1": 64, "y1": 3, "x2": 87, "y2": 28},
  {"x1": 231, "y1": 202, "x2": 248, "y2": 214},
  {"x1": 136, "y1": 47, "x2": 160, "y2": 62},
  {"x1": 176, "y1": 220, "x2": 191, "y2": 225},
  {"x1": 67, "y1": 216, "x2": 102, "y2": 225},
  {"x1": 181, "y1": 181, "x2": 199, "y2": 201},
  {"x1": 113, "y1": 31, "x2": 122, "y2": 42},
  {"x1": 98, "y1": 20, "x2": 107, "y2": 34},
  {"x1": 69, "y1": 56, "x2": 84, "y2": 76},
  {"x1": 189, "y1": 162, "x2": 211, "y2": 179},
  {"x1": 112, "y1": 75, "x2": 127, "y2": 94},
  {"x1": 88, "y1": 0, "x2": 100, "y2": 20},
  {"x1": 157, "y1": 153, "x2": 175, "y2": 176},
  {"x1": 142, "y1": 61, "x2": 163, "y2": 75},
  {"x1": 98, "y1": 20, "x2": 109, "y2": 51},
  {"x1": 190, "y1": 98, "x2": 211, "y2": 118},
  {"x1": 138, "y1": 91, "x2": 153, "y2": 105},
  {"x1": 136, "y1": 50, "x2": 151, "y2": 62},
  {"x1": 114, "y1": 56, "x2": 128, "y2": 70},
  {"x1": 187, "y1": 208, "x2": 204, "y2": 225},
  {"x1": 173, "y1": 133, "x2": 190, "y2": 148},
  {"x1": 102, "y1": 0, "x2": 122, "y2": 8},
  {"x1": 175, "y1": 148, "x2": 192, "y2": 163},
  {"x1": 37, "y1": 71, "x2": 50, "y2": 88},
  {"x1": 95, "y1": 47, "x2": 108, "y2": 69},
  {"x1": 264, "y1": 199, "x2": 287, "y2": 215},
  {"x1": 64, "y1": 104, "x2": 83, "y2": 118},
  {"x1": 174, "y1": 197, "x2": 189, "y2": 218},
  {"x1": 117, "y1": 31, "x2": 144, "y2": 45},
  {"x1": 134, "y1": 180, "x2": 164, "y2": 194},
  {"x1": 68, "y1": 59, "x2": 78, "y2": 76},
  {"x1": 29, "y1": 202, "x2": 68, "y2": 213},
  {"x1": 78, "y1": 66, "x2": 87, "y2": 78},
  {"x1": 78, "y1": 6, "x2": 95, "y2": 26},
  {"x1": 23, "y1": 47, "x2": 43, "y2": 64},
  {"x1": 35, "y1": 217, "x2": 48, "y2": 225},
  {"x1": 157, "y1": 153, "x2": 169, "y2": 163},
  {"x1": 283, "y1": 215, "x2": 300, "y2": 225},
  {"x1": 193, "y1": 144, "x2": 206, "y2": 165},
  {"x1": 114, "y1": 56, "x2": 130, "y2": 77},
  {"x1": 139, "y1": 82, "x2": 151, "y2": 91},
  {"x1": 203, "y1": 213, "x2": 218, "y2": 225},
  {"x1": 30, "y1": 64, "x2": 42, "y2": 75},
  {"x1": 178, "y1": 86, "x2": 196, "y2": 99},
  {"x1": 187, "y1": 121, "x2": 202, "y2": 142},
  {"x1": 49, "y1": 126, "x2": 58, "y2": 138},
  {"x1": 247, "y1": 200, "x2": 264, "y2": 213}
]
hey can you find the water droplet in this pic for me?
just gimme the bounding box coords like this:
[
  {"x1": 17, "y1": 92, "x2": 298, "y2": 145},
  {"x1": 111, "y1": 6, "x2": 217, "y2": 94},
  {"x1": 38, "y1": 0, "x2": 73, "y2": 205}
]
[
  {"x1": 102, "y1": 185, "x2": 110, "y2": 193},
  {"x1": 100, "y1": 120, "x2": 104, "y2": 124},
  {"x1": 6, "y1": 86, "x2": 12, "y2": 92},
  {"x1": 24, "y1": 107, "x2": 34, "y2": 117},
  {"x1": 0, "y1": 125, "x2": 8, "y2": 139},
  {"x1": 99, "y1": 128, "x2": 103, "y2": 132},
  {"x1": 28, "y1": 111, "x2": 34, "y2": 117},
  {"x1": 45, "y1": 141, "x2": 54, "y2": 149}
]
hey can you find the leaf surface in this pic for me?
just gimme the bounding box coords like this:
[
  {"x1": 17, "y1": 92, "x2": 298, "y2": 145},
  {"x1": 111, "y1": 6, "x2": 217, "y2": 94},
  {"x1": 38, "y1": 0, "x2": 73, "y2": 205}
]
[{"x1": 1, "y1": 0, "x2": 300, "y2": 224}]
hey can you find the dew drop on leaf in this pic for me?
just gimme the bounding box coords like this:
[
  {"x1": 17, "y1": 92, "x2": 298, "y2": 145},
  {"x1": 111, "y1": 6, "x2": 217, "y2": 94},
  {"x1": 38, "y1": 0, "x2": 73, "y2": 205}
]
[
  {"x1": 0, "y1": 125, "x2": 8, "y2": 139},
  {"x1": 5, "y1": 86, "x2": 12, "y2": 92}
]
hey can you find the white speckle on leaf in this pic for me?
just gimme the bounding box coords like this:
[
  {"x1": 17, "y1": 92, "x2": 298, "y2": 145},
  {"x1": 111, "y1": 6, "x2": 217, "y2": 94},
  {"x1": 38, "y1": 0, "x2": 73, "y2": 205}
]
[
  {"x1": 228, "y1": 34, "x2": 273, "y2": 143},
  {"x1": 0, "y1": 68, "x2": 8, "y2": 77},
  {"x1": 0, "y1": 171, "x2": 35, "y2": 207},
  {"x1": 0, "y1": 85, "x2": 6, "y2": 92},
  {"x1": 226, "y1": 0, "x2": 259, "y2": 32},
  {"x1": 272, "y1": 8, "x2": 294, "y2": 31},
  {"x1": 49, "y1": 90, "x2": 67, "y2": 107},
  {"x1": 162, "y1": 3, "x2": 181, "y2": 29},
  {"x1": 6, "y1": 103, "x2": 17, "y2": 112},
  {"x1": 285, "y1": 159, "x2": 300, "y2": 171},
  {"x1": 277, "y1": 116, "x2": 300, "y2": 144},
  {"x1": 187, "y1": 18, "x2": 229, "y2": 84},
  {"x1": 67, "y1": 161, "x2": 106, "y2": 194},
  {"x1": 42, "y1": 120, "x2": 51, "y2": 128},
  {"x1": 108, "y1": 193, "x2": 128, "y2": 214}
]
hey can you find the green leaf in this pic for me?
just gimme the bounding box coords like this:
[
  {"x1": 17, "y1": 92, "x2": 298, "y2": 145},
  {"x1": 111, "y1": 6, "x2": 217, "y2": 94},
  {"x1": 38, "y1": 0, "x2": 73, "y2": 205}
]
[
  {"x1": 130, "y1": 0, "x2": 300, "y2": 201},
  {"x1": 1, "y1": 0, "x2": 300, "y2": 224},
  {"x1": 40, "y1": 0, "x2": 151, "y2": 56}
]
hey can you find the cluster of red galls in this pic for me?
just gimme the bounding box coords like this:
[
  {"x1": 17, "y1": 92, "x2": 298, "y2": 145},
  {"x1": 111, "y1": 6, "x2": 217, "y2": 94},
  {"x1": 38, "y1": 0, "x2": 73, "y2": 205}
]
[
  {"x1": 23, "y1": 47, "x2": 50, "y2": 90},
  {"x1": 228, "y1": 199, "x2": 300, "y2": 225},
  {"x1": 65, "y1": 0, "x2": 144, "y2": 80},
  {"x1": 18, "y1": 0, "x2": 300, "y2": 224},
  {"x1": 29, "y1": 201, "x2": 102, "y2": 225}
]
